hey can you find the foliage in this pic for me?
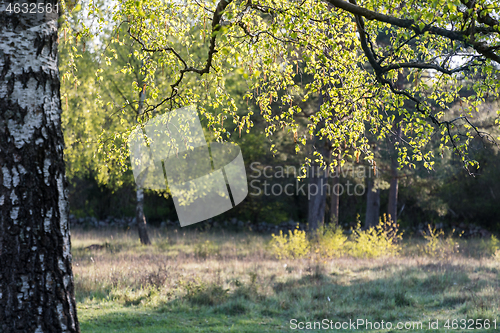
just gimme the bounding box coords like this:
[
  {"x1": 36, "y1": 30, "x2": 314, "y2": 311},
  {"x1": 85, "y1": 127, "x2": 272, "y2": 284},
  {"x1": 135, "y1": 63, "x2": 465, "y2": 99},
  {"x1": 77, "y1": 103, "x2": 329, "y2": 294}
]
[
  {"x1": 194, "y1": 240, "x2": 220, "y2": 259},
  {"x1": 420, "y1": 225, "x2": 462, "y2": 258},
  {"x1": 59, "y1": 28, "x2": 143, "y2": 190},
  {"x1": 62, "y1": 0, "x2": 500, "y2": 178},
  {"x1": 314, "y1": 223, "x2": 348, "y2": 258},
  {"x1": 59, "y1": 0, "x2": 500, "y2": 234},
  {"x1": 270, "y1": 215, "x2": 402, "y2": 259},
  {"x1": 183, "y1": 281, "x2": 229, "y2": 306},
  {"x1": 270, "y1": 226, "x2": 310, "y2": 259},
  {"x1": 480, "y1": 235, "x2": 500, "y2": 257},
  {"x1": 346, "y1": 214, "x2": 403, "y2": 258},
  {"x1": 436, "y1": 141, "x2": 500, "y2": 232}
]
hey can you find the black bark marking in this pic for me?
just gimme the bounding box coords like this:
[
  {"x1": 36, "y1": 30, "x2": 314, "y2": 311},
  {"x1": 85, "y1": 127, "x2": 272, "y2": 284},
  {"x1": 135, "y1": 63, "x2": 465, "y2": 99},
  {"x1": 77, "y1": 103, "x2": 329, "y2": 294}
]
[{"x1": 0, "y1": 1, "x2": 80, "y2": 331}]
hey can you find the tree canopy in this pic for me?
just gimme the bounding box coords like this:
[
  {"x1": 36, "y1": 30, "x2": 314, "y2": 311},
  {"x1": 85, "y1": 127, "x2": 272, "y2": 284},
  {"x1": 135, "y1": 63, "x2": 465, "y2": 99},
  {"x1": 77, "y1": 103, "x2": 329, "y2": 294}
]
[{"x1": 64, "y1": 0, "x2": 500, "y2": 176}]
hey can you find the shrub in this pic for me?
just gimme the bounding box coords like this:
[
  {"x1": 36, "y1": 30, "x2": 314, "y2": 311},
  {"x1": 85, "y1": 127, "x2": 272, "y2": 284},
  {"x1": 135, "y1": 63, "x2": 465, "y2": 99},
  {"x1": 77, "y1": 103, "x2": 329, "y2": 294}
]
[
  {"x1": 194, "y1": 240, "x2": 220, "y2": 259},
  {"x1": 270, "y1": 226, "x2": 310, "y2": 259},
  {"x1": 110, "y1": 286, "x2": 156, "y2": 306},
  {"x1": 183, "y1": 281, "x2": 228, "y2": 306},
  {"x1": 346, "y1": 214, "x2": 402, "y2": 258},
  {"x1": 480, "y1": 235, "x2": 500, "y2": 257},
  {"x1": 315, "y1": 223, "x2": 348, "y2": 258},
  {"x1": 421, "y1": 225, "x2": 460, "y2": 258}
]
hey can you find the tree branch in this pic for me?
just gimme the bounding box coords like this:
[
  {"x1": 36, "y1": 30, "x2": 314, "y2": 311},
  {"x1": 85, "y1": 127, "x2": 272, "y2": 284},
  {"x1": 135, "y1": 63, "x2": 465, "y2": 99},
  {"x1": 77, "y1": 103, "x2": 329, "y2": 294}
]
[
  {"x1": 126, "y1": 0, "x2": 234, "y2": 113},
  {"x1": 325, "y1": 0, "x2": 500, "y2": 64},
  {"x1": 383, "y1": 57, "x2": 484, "y2": 75}
]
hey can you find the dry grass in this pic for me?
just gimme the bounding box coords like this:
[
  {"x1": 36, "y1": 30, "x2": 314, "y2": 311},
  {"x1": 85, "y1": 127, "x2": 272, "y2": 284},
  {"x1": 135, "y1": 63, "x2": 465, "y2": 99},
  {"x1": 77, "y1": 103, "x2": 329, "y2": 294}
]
[{"x1": 72, "y1": 227, "x2": 500, "y2": 332}]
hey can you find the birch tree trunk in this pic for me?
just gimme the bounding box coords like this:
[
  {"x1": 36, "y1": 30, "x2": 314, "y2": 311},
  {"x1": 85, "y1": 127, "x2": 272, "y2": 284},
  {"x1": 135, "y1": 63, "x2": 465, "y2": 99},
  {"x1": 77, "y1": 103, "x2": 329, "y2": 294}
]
[
  {"x1": 388, "y1": 125, "x2": 402, "y2": 224},
  {"x1": 0, "y1": 2, "x2": 80, "y2": 332},
  {"x1": 387, "y1": 71, "x2": 405, "y2": 225},
  {"x1": 136, "y1": 188, "x2": 151, "y2": 245},
  {"x1": 135, "y1": 87, "x2": 151, "y2": 245}
]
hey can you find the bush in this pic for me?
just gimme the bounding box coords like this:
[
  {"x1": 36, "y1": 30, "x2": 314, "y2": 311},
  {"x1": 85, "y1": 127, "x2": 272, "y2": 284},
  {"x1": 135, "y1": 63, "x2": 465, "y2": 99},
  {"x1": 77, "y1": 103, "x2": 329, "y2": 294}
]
[
  {"x1": 420, "y1": 225, "x2": 460, "y2": 258},
  {"x1": 480, "y1": 235, "x2": 500, "y2": 257},
  {"x1": 346, "y1": 214, "x2": 402, "y2": 258},
  {"x1": 269, "y1": 217, "x2": 402, "y2": 260},
  {"x1": 270, "y1": 226, "x2": 310, "y2": 259},
  {"x1": 314, "y1": 224, "x2": 348, "y2": 258},
  {"x1": 194, "y1": 240, "x2": 220, "y2": 259},
  {"x1": 183, "y1": 281, "x2": 229, "y2": 306}
]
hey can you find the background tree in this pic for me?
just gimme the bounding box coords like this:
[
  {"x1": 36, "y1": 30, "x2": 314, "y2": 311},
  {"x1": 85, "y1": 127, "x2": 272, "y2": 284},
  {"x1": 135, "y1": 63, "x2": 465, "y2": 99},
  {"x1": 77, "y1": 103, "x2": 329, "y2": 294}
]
[
  {"x1": 70, "y1": 0, "x2": 500, "y2": 233},
  {"x1": 60, "y1": 24, "x2": 163, "y2": 244}
]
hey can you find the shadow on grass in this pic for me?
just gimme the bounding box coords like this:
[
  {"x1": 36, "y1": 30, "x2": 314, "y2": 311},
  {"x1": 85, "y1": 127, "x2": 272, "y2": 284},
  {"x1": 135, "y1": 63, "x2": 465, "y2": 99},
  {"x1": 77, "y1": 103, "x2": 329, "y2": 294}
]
[{"x1": 77, "y1": 262, "x2": 499, "y2": 333}]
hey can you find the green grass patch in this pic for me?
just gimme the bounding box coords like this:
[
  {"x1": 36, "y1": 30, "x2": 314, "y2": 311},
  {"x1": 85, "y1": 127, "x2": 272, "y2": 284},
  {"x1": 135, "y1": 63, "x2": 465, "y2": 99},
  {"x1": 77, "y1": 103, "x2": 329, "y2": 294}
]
[{"x1": 73, "y1": 227, "x2": 500, "y2": 332}]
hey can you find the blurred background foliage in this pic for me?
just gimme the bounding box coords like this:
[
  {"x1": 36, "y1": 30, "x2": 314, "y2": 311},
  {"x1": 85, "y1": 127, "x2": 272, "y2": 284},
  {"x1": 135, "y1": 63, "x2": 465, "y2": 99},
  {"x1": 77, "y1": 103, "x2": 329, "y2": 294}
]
[{"x1": 59, "y1": 11, "x2": 500, "y2": 233}]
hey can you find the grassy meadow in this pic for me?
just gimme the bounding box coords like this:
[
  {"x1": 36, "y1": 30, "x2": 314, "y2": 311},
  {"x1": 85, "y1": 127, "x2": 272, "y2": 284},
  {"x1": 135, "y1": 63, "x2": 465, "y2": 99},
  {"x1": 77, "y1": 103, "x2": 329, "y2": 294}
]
[{"x1": 72, "y1": 226, "x2": 500, "y2": 332}]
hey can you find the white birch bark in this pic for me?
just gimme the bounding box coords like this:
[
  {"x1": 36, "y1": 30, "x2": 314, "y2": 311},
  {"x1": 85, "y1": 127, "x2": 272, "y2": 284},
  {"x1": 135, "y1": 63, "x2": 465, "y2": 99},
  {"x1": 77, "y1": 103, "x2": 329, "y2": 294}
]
[{"x1": 0, "y1": 2, "x2": 80, "y2": 332}]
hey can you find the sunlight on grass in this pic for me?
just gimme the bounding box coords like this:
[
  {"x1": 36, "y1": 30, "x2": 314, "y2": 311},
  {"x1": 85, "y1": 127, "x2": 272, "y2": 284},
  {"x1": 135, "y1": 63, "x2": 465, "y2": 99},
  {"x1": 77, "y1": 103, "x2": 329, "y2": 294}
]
[{"x1": 73, "y1": 227, "x2": 500, "y2": 332}]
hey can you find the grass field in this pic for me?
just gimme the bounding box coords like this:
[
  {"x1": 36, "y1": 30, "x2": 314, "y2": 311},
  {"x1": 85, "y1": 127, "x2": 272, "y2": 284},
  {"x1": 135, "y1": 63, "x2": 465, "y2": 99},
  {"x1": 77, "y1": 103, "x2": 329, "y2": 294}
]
[{"x1": 72, "y1": 227, "x2": 500, "y2": 332}]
